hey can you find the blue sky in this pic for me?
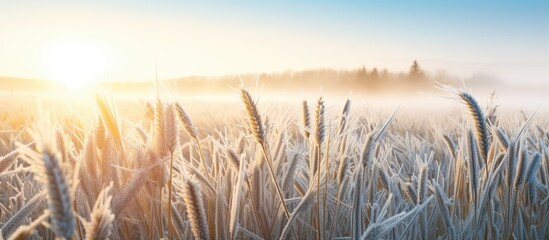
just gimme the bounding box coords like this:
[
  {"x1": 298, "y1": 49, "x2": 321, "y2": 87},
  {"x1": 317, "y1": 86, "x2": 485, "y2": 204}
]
[{"x1": 1, "y1": 0, "x2": 548, "y2": 83}]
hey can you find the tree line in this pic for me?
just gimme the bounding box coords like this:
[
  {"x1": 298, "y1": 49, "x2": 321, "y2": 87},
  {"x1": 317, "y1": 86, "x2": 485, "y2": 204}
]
[{"x1": 105, "y1": 60, "x2": 455, "y2": 93}]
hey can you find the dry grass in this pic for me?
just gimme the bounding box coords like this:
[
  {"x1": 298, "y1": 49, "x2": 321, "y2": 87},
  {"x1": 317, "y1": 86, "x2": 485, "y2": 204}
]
[{"x1": 1, "y1": 86, "x2": 548, "y2": 239}]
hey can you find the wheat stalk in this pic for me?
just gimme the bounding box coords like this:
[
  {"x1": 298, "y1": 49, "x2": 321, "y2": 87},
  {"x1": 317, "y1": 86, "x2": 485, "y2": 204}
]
[
  {"x1": 514, "y1": 148, "x2": 528, "y2": 188},
  {"x1": 459, "y1": 91, "x2": 490, "y2": 163},
  {"x1": 442, "y1": 133, "x2": 457, "y2": 159},
  {"x1": 302, "y1": 100, "x2": 311, "y2": 139},
  {"x1": 417, "y1": 164, "x2": 428, "y2": 238},
  {"x1": 467, "y1": 131, "x2": 479, "y2": 205},
  {"x1": 361, "y1": 132, "x2": 376, "y2": 167},
  {"x1": 175, "y1": 102, "x2": 211, "y2": 182},
  {"x1": 241, "y1": 88, "x2": 265, "y2": 145},
  {"x1": 95, "y1": 93, "x2": 127, "y2": 165},
  {"x1": 225, "y1": 148, "x2": 241, "y2": 171},
  {"x1": 352, "y1": 165, "x2": 364, "y2": 239},
  {"x1": 175, "y1": 102, "x2": 198, "y2": 140},
  {"x1": 240, "y1": 87, "x2": 292, "y2": 222},
  {"x1": 182, "y1": 178, "x2": 209, "y2": 240},
  {"x1": 314, "y1": 96, "x2": 325, "y2": 146},
  {"x1": 85, "y1": 183, "x2": 115, "y2": 240},
  {"x1": 112, "y1": 163, "x2": 154, "y2": 215},
  {"x1": 525, "y1": 153, "x2": 541, "y2": 184},
  {"x1": 39, "y1": 150, "x2": 75, "y2": 239},
  {"x1": 338, "y1": 99, "x2": 351, "y2": 135},
  {"x1": 434, "y1": 183, "x2": 454, "y2": 238},
  {"x1": 280, "y1": 185, "x2": 317, "y2": 239},
  {"x1": 495, "y1": 128, "x2": 509, "y2": 149}
]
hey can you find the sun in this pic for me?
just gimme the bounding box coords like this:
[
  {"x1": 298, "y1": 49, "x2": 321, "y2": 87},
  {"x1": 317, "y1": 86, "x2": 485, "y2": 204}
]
[{"x1": 43, "y1": 41, "x2": 109, "y2": 90}]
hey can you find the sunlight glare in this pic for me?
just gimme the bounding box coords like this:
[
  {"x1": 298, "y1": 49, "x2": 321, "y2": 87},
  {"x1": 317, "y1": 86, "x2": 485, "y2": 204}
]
[{"x1": 43, "y1": 41, "x2": 109, "y2": 90}]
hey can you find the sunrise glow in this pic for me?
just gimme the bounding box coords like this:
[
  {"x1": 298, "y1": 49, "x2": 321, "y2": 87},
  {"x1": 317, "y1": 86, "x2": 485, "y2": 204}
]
[{"x1": 41, "y1": 41, "x2": 109, "y2": 89}]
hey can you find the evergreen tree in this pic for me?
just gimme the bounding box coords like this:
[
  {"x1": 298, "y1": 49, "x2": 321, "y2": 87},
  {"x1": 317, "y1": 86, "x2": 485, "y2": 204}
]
[
  {"x1": 409, "y1": 60, "x2": 425, "y2": 79},
  {"x1": 356, "y1": 65, "x2": 368, "y2": 81},
  {"x1": 370, "y1": 67, "x2": 379, "y2": 80}
]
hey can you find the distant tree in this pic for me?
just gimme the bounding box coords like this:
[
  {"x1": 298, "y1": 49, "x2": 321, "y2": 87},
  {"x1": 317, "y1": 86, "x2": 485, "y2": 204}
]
[
  {"x1": 356, "y1": 65, "x2": 368, "y2": 82},
  {"x1": 370, "y1": 67, "x2": 379, "y2": 80},
  {"x1": 409, "y1": 60, "x2": 425, "y2": 79}
]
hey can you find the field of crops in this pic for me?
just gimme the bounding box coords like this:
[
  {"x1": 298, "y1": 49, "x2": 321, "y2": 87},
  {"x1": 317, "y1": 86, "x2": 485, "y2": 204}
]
[{"x1": 1, "y1": 85, "x2": 548, "y2": 239}]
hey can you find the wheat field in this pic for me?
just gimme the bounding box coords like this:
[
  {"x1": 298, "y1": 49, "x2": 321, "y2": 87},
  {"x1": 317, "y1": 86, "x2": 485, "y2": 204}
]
[{"x1": 0, "y1": 85, "x2": 548, "y2": 240}]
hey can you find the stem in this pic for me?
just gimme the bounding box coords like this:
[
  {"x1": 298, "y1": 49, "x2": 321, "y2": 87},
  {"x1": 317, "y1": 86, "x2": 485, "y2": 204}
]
[
  {"x1": 260, "y1": 144, "x2": 291, "y2": 219},
  {"x1": 74, "y1": 199, "x2": 83, "y2": 240},
  {"x1": 167, "y1": 151, "x2": 174, "y2": 239},
  {"x1": 330, "y1": 184, "x2": 343, "y2": 239},
  {"x1": 158, "y1": 186, "x2": 163, "y2": 238},
  {"x1": 316, "y1": 144, "x2": 322, "y2": 240},
  {"x1": 322, "y1": 135, "x2": 331, "y2": 240},
  {"x1": 260, "y1": 143, "x2": 298, "y2": 239},
  {"x1": 195, "y1": 138, "x2": 213, "y2": 182},
  {"x1": 245, "y1": 177, "x2": 268, "y2": 239}
]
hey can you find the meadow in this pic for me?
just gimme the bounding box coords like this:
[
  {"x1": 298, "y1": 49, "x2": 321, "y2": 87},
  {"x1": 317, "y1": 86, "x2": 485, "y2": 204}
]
[{"x1": 0, "y1": 85, "x2": 548, "y2": 240}]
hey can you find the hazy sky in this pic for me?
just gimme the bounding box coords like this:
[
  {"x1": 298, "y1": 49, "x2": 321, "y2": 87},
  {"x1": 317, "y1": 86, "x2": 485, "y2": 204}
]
[{"x1": 1, "y1": 0, "x2": 548, "y2": 84}]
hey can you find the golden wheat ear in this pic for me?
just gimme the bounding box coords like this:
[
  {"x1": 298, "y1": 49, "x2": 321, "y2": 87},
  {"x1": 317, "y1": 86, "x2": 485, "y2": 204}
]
[
  {"x1": 181, "y1": 178, "x2": 209, "y2": 240},
  {"x1": 314, "y1": 96, "x2": 325, "y2": 146},
  {"x1": 240, "y1": 88, "x2": 265, "y2": 145},
  {"x1": 95, "y1": 92, "x2": 128, "y2": 165},
  {"x1": 85, "y1": 183, "x2": 115, "y2": 240},
  {"x1": 302, "y1": 100, "x2": 311, "y2": 139}
]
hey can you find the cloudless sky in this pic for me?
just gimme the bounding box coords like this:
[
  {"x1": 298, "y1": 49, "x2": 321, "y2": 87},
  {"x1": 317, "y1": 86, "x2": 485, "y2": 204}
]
[{"x1": 1, "y1": 0, "x2": 548, "y2": 83}]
